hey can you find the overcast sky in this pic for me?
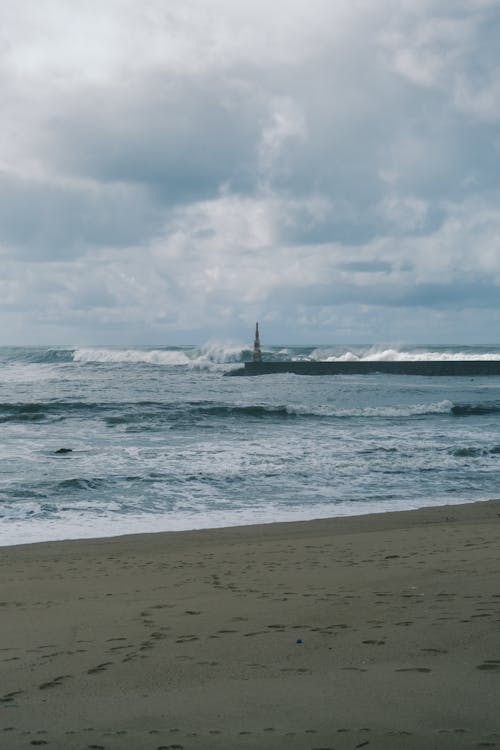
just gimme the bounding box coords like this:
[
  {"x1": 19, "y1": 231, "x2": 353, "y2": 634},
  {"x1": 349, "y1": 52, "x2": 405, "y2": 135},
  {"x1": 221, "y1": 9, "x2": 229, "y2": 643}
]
[{"x1": 1, "y1": 0, "x2": 500, "y2": 346}]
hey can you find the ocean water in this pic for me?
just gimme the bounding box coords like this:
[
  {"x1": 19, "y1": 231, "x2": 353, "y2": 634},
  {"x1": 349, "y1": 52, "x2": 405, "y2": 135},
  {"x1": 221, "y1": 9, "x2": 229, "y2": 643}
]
[{"x1": 1, "y1": 343, "x2": 500, "y2": 546}]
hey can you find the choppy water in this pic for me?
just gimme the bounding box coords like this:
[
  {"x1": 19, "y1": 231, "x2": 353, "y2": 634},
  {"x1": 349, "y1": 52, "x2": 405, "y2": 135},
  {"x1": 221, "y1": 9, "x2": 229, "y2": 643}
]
[{"x1": 1, "y1": 343, "x2": 500, "y2": 546}]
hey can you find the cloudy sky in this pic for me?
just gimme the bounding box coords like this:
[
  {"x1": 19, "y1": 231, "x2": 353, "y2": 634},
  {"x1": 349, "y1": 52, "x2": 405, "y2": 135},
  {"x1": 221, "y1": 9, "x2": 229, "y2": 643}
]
[{"x1": 1, "y1": 0, "x2": 500, "y2": 345}]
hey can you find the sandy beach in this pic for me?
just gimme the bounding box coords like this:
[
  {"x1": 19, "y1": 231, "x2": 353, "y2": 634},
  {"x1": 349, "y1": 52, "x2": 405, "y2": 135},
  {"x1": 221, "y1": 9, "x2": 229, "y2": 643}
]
[{"x1": 1, "y1": 500, "x2": 500, "y2": 749}]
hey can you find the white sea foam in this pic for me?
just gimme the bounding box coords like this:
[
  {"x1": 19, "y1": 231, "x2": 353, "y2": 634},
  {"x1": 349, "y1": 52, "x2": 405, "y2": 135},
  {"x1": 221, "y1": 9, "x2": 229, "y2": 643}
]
[
  {"x1": 73, "y1": 348, "x2": 192, "y2": 365},
  {"x1": 1, "y1": 493, "x2": 494, "y2": 547},
  {"x1": 72, "y1": 344, "x2": 500, "y2": 367},
  {"x1": 0, "y1": 363, "x2": 58, "y2": 383},
  {"x1": 189, "y1": 343, "x2": 246, "y2": 367},
  {"x1": 286, "y1": 399, "x2": 454, "y2": 418},
  {"x1": 73, "y1": 343, "x2": 246, "y2": 368},
  {"x1": 3, "y1": 343, "x2": 500, "y2": 549},
  {"x1": 311, "y1": 346, "x2": 500, "y2": 362}
]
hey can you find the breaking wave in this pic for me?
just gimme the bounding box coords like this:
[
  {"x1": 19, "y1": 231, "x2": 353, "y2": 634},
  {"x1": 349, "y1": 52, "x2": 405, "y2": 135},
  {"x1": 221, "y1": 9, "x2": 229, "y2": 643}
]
[
  {"x1": 72, "y1": 343, "x2": 249, "y2": 368},
  {"x1": 310, "y1": 346, "x2": 500, "y2": 362},
  {"x1": 5, "y1": 397, "x2": 500, "y2": 425},
  {"x1": 6, "y1": 344, "x2": 500, "y2": 370},
  {"x1": 287, "y1": 400, "x2": 454, "y2": 418},
  {"x1": 0, "y1": 398, "x2": 457, "y2": 425},
  {"x1": 74, "y1": 348, "x2": 193, "y2": 366}
]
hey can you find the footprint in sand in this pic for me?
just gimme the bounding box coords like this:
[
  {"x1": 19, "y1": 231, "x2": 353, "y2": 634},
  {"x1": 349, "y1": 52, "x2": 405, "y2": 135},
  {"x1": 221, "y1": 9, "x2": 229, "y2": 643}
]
[
  {"x1": 87, "y1": 662, "x2": 112, "y2": 675},
  {"x1": 476, "y1": 660, "x2": 500, "y2": 671},
  {"x1": 0, "y1": 690, "x2": 24, "y2": 703},
  {"x1": 395, "y1": 667, "x2": 432, "y2": 673},
  {"x1": 341, "y1": 667, "x2": 367, "y2": 672},
  {"x1": 39, "y1": 675, "x2": 72, "y2": 689},
  {"x1": 421, "y1": 648, "x2": 448, "y2": 654}
]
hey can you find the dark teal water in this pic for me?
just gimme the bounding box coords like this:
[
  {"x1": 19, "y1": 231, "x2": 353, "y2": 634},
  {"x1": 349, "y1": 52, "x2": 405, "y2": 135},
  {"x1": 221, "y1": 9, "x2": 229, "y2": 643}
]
[{"x1": 1, "y1": 343, "x2": 500, "y2": 545}]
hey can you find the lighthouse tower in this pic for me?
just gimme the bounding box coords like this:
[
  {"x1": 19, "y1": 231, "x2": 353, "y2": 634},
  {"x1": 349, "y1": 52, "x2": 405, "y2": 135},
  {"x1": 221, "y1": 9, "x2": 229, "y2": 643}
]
[{"x1": 253, "y1": 322, "x2": 262, "y2": 362}]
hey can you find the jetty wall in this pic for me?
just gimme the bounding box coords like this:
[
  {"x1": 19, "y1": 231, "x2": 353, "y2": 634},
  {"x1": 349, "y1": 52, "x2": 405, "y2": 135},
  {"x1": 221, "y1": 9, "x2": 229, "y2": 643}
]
[{"x1": 228, "y1": 360, "x2": 500, "y2": 376}]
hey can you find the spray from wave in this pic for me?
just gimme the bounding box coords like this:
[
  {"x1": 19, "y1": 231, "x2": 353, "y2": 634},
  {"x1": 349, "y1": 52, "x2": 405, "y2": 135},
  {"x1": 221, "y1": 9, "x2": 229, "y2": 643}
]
[
  {"x1": 287, "y1": 399, "x2": 454, "y2": 418},
  {"x1": 74, "y1": 348, "x2": 193, "y2": 366},
  {"x1": 310, "y1": 346, "x2": 500, "y2": 362},
  {"x1": 72, "y1": 343, "x2": 249, "y2": 369},
  {"x1": 68, "y1": 343, "x2": 500, "y2": 368}
]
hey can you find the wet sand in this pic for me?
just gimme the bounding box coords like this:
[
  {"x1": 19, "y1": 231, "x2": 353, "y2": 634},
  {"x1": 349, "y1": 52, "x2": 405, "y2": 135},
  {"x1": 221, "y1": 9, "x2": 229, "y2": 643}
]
[{"x1": 1, "y1": 499, "x2": 500, "y2": 749}]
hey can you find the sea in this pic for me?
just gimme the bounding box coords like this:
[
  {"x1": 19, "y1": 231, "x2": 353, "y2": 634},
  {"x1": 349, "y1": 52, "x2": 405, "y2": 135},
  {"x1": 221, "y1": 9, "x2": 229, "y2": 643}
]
[{"x1": 2, "y1": 343, "x2": 500, "y2": 547}]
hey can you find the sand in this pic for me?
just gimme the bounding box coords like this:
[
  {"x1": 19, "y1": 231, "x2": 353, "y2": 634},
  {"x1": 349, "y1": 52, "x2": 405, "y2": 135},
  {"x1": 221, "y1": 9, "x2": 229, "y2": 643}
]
[{"x1": 1, "y1": 500, "x2": 500, "y2": 750}]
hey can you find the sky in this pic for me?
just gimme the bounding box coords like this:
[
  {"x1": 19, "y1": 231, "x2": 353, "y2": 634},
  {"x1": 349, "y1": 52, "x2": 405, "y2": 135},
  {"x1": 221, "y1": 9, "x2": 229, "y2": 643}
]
[{"x1": 1, "y1": 0, "x2": 500, "y2": 346}]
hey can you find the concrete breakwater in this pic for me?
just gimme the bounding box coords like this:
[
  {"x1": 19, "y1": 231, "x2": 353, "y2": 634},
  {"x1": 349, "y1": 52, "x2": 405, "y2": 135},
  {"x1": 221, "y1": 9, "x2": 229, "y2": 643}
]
[{"x1": 228, "y1": 360, "x2": 500, "y2": 376}]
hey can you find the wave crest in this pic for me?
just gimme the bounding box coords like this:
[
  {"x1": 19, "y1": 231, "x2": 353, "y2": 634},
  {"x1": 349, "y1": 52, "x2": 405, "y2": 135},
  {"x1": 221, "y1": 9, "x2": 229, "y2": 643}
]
[
  {"x1": 73, "y1": 343, "x2": 249, "y2": 368},
  {"x1": 74, "y1": 348, "x2": 192, "y2": 366},
  {"x1": 0, "y1": 398, "x2": 456, "y2": 424},
  {"x1": 310, "y1": 346, "x2": 500, "y2": 362},
  {"x1": 191, "y1": 400, "x2": 455, "y2": 419}
]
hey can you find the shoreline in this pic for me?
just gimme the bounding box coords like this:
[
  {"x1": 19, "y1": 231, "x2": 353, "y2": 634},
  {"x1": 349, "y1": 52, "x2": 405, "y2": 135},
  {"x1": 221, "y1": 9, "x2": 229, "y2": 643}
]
[
  {"x1": 2, "y1": 493, "x2": 499, "y2": 550},
  {"x1": 1, "y1": 498, "x2": 500, "y2": 749}
]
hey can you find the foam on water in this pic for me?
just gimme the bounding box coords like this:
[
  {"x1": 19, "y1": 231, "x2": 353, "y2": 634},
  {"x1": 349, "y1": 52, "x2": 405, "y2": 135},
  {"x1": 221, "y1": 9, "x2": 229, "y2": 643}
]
[
  {"x1": 73, "y1": 342, "x2": 248, "y2": 369},
  {"x1": 74, "y1": 347, "x2": 192, "y2": 366},
  {"x1": 0, "y1": 363, "x2": 60, "y2": 384},
  {"x1": 2, "y1": 343, "x2": 500, "y2": 547},
  {"x1": 312, "y1": 346, "x2": 500, "y2": 362},
  {"x1": 286, "y1": 399, "x2": 454, "y2": 418},
  {"x1": 68, "y1": 343, "x2": 500, "y2": 369},
  {"x1": 2, "y1": 492, "x2": 493, "y2": 547},
  {"x1": 0, "y1": 398, "x2": 460, "y2": 425}
]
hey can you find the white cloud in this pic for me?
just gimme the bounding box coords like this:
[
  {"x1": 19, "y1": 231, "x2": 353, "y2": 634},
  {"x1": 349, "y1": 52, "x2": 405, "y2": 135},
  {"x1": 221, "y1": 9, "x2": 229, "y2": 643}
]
[
  {"x1": 380, "y1": 1, "x2": 500, "y2": 123},
  {"x1": 258, "y1": 97, "x2": 307, "y2": 179},
  {"x1": 378, "y1": 195, "x2": 429, "y2": 232}
]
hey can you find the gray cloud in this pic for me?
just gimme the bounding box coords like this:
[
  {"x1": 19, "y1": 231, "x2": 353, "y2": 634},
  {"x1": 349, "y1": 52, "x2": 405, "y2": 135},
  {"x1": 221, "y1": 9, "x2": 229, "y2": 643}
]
[
  {"x1": 44, "y1": 74, "x2": 263, "y2": 200},
  {"x1": 1, "y1": 0, "x2": 500, "y2": 344},
  {"x1": 0, "y1": 173, "x2": 162, "y2": 259}
]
